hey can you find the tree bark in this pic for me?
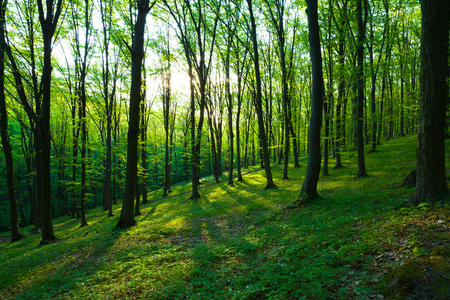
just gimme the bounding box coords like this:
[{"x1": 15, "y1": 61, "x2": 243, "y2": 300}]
[
  {"x1": 354, "y1": 0, "x2": 368, "y2": 178},
  {"x1": 37, "y1": 0, "x2": 63, "y2": 244},
  {"x1": 296, "y1": 0, "x2": 324, "y2": 203},
  {"x1": 414, "y1": 0, "x2": 449, "y2": 204},
  {"x1": 0, "y1": 0, "x2": 22, "y2": 242},
  {"x1": 117, "y1": 0, "x2": 154, "y2": 229},
  {"x1": 246, "y1": 0, "x2": 276, "y2": 189},
  {"x1": 334, "y1": 18, "x2": 345, "y2": 169}
]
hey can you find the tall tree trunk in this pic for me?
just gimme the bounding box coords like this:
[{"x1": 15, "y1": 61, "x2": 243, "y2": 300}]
[
  {"x1": 225, "y1": 46, "x2": 234, "y2": 185},
  {"x1": 141, "y1": 101, "x2": 149, "y2": 204},
  {"x1": 235, "y1": 65, "x2": 246, "y2": 181},
  {"x1": 246, "y1": 0, "x2": 276, "y2": 189},
  {"x1": 414, "y1": 0, "x2": 449, "y2": 204},
  {"x1": 162, "y1": 49, "x2": 172, "y2": 197},
  {"x1": 335, "y1": 18, "x2": 345, "y2": 169},
  {"x1": 37, "y1": 0, "x2": 63, "y2": 244},
  {"x1": 296, "y1": 0, "x2": 324, "y2": 203},
  {"x1": 80, "y1": 88, "x2": 88, "y2": 227},
  {"x1": 354, "y1": 0, "x2": 368, "y2": 178},
  {"x1": 0, "y1": 0, "x2": 22, "y2": 242},
  {"x1": 99, "y1": 0, "x2": 115, "y2": 217},
  {"x1": 116, "y1": 0, "x2": 154, "y2": 228}
]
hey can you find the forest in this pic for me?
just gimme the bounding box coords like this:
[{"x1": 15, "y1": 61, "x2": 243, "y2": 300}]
[{"x1": 0, "y1": 0, "x2": 449, "y2": 298}]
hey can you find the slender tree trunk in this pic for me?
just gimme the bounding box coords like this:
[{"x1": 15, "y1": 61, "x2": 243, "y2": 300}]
[
  {"x1": 335, "y1": 19, "x2": 345, "y2": 169},
  {"x1": 0, "y1": 0, "x2": 22, "y2": 241},
  {"x1": 141, "y1": 101, "x2": 149, "y2": 204},
  {"x1": 355, "y1": 0, "x2": 368, "y2": 178},
  {"x1": 246, "y1": 0, "x2": 276, "y2": 189},
  {"x1": 80, "y1": 93, "x2": 88, "y2": 227},
  {"x1": 162, "y1": 52, "x2": 172, "y2": 197},
  {"x1": 117, "y1": 0, "x2": 154, "y2": 228},
  {"x1": 235, "y1": 73, "x2": 244, "y2": 181},
  {"x1": 225, "y1": 46, "x2": 234, "y2": 185}
]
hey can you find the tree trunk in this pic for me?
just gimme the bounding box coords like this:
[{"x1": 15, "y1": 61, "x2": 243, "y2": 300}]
[
  {"x1": 334, "y1": 19, "x2": 345, "y2": 169},
  {"x1": 354, "y1": 0, "x2": 368, "y2": 178},
  {"x1": 37, "y1": 0, "x2": 63, "y2": 244},
  {"x1": 414, "y1": 0, "x2": 449, "y2": 204},
  {"x1": 246, "y1": 0, "x2": 276, "y2": 189},
  {"x1": 117, "y1": 0, "x2": 153, "y2": 228},
  {"x1": 297, "y1": 0, "x2": 324, "y2": 203},
  {"x1": 0, "y1": 0, "x2": 22, "y2": 241},
  {"x1": 141, "y1": 101, "x2": 149, "y2": 204},
  {"x1": 226, "y1": 46, "x2": 234, "y2": 186}
]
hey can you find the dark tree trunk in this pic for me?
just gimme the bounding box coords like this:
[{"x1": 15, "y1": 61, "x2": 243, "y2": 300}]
[
  {"x1": 99, "y1": 0, "x2": 116, "y2": 217},
  {"x1": 234, "y1": 59, "x2": 247, "y2": 181},
  {"x1": 263, "y1": 0, "x2": 290, "y2": 179},
  {"x1": 246, "y1": 0, "x2": 276, "y2": 189},
  {"x1": 162, "y1": 49, "x2": 172, "y2": 197},
  {"x1": 80, "y1": 104, "x2": 88, "y2": 227},
  {"x1": 334, "y1": 20, "x2": 345, "y2": 169},
  {"x1": 37, "y1": 0, "x2": 63, "y2": 244},
  {"x1": 226, "y1": 50, "x2": 234, "y2": 185},
  {"x1": 297, "y1": 0, "x2": 324, "y2": 203},
  {"x1": 117, "y1": 0, "x2": 154, "y2": 229},
  {"x1": 78, "y1": 0, "x2": 91, "y2": 228},
  {"x1": 134, "y1": 179, "x2": 141, "y2": 216},
  {"x1": 369, "y1": 27, "x2": 377, "y2": 152},
  {"x1": 141, "y1": 101, "x2": 149, "y2": 204},
  {"x1": 323, "y1": 96, "x2": 330, "y2": 176},
  {"x1": 354, "y1": 0, "x2": 368, "y2": 178},
  {"x1": 414, "y1": 0, "x2": 449, "y2": 204},
  {"x1": 0, "y1": 0, "x2": 22, "y2": 242}
]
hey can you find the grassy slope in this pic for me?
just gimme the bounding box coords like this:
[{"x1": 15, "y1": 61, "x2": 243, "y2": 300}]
[{"x1": 0, "y1": 135, "x2": 448, "y2": 299}]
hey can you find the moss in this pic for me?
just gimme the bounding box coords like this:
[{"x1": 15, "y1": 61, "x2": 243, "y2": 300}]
[
  {"x1": 384, "y1": 262, "x2": 426, "y2": 298},
  {"x1": 383, "y1": 256, "x2": 450, "y2": 299},
  {"x1": 430, "y1": 245, "x2": 450, "y2": 257}
]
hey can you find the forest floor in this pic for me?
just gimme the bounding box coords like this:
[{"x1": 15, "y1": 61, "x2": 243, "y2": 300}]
[{"x1": 0, "y1": 134, "x2": 449, "y2": 299}]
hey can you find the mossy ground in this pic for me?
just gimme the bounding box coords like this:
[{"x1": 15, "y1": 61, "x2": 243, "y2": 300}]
[{"x1": 0, "y1": 135, "x2": 449, "y2": 299}]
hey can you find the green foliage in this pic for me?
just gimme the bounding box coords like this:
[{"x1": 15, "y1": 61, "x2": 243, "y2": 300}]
[{"x1": 0, "y1": 135, "x2": 448, "y2": 299}]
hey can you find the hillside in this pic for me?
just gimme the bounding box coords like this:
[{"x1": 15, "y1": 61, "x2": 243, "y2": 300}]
[{"x1": 0, "y1": 135, "x2": 449, "y2": 299}]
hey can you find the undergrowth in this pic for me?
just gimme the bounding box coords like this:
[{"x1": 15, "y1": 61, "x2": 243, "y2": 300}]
[{"x1": 0, "y1": 134, "x2": 448, "y2": 299}]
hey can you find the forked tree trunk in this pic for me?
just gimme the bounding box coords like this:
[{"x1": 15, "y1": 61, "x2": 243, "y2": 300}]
[{"x1": 37, "y1": 0, "x2": 63, "y2": 244}]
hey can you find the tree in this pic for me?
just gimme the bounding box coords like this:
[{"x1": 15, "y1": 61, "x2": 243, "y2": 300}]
[
  {"x1": 367, "y1": 0, "x2": 388, "y2": 153},
  {"x1": 334, "y1": 4, "x2": 346, "y2": 170},
  {"x1": 37, "y1": 0, "x2": 64, "y2": 244},
  {"x1": 163, "y1": 0, "x2": 221, "y2": 199},
  {"x1": 295, "y1": 0, "x2": 323, "y2": 203},
  {"x1": 68, "y1": 0, "x2": 93, "y2": 227},
  {"x1": 231, "y1": 33, "x2": 250, "y2": 182},
  {"x1": 116, "y1": 0, "x2": 156, "y2": 229},
  {"x1": 262, "y1": 0, "x2": 291, "y2": 180},
  {"x1": 99, "y1": 0, "x2": 119, "y2": 217},
  {"x1": 246, "y1": 0, "x2": 276, "y2": 189},
  {"x1": 354, "y1": 0, "x2": 368, "y2": 178},
  {"x1": 0, "y1": 0, "x2": 22, "y2": 242},
  {"x1": 413, "y1": 0, "x2": 449, "y2": 204},
  {"x1": 160, "y1": 28, "x2": 174, "y2": 197}
]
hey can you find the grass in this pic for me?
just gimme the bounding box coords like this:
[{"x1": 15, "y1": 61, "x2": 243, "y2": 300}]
[{"x1": 0, "y1": 134, "x2": 449, "y2": 299}]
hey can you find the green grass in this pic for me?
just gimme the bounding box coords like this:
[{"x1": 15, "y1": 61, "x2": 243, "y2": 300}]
[{"x1": 0, "y1": 135, "x2": 449, "y2": 299}]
